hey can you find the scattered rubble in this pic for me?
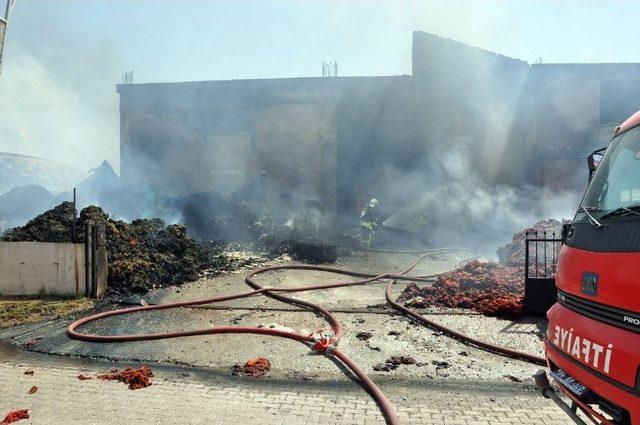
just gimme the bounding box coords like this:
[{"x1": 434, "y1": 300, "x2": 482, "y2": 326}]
[
  {"x1": 232, "y1": 357, "x2": 271, "y2": 378},
  {"x1": 286, "y1": 370, "x2": 319, "y2": 381},
  {"x1": 23, "y1": 370, "x2": 34, "y2": 376},
  {"x1": 219, "y1": 250, "x2": 268, "y2": 271},
  {"x1": 373, "y1": 363, "x2": 396, "y2": 372},
  {"x1": 397, "y1": 260, "x2": 524, "y2": 318},
  {"x1": 287, "y1": 240, "x2": 337, "y2": 264},
  {"x1": 77, "y1": 374, "x2": 92, "y2": 380},
  {"x1": 497, "y1": 219, "x2": 564, "y2": 266},
  {"x1": 504, "y1": 374, "x2": 522, "y2": 382},
  {"x1": 391, "y1": 355, "x2": 416, "y2": 365},
  {"x1": 265, "y1": 239, "x2": 337, "y2": 264},
  {"x1": 431, "y1": 360, "x2": 450, "y2": 369},
  {"x1": 373, "y1": 355, "x2": 416, "y2": 372},
  {"x1": 97, "y1": 365, "x2": 153, "y2": 390},
  {"x1": 0, "y1": 410, "x2": 29, "y2": 424},
  {"x1": 355, "y1": 331, "x2": 373, "y2": 341},
  {"x1": 22, "y1": 339, "x2": 40, "y2": 349}
]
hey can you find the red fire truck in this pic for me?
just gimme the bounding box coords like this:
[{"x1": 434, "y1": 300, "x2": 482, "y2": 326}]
[{"x1": 537, "y1": 111, "x2": 640, "y2": 424}]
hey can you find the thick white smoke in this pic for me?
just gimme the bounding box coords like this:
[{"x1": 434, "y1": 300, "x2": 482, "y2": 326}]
[
  {"x1": 0, "y1": 6, "x2": 120, "y2": 173},
  {"x1": 378, "y1": 144, "x2": 579, "y2": 256}
]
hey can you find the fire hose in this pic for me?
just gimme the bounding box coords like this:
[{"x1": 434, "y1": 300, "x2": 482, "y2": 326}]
[{"x1": 68, "y1": 248, "x2": 546, "y2": 424}]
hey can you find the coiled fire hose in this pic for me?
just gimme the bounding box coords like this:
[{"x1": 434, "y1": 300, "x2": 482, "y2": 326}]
[{"x1": 68, "y1": 248, "x2": 546, "y2": 424}]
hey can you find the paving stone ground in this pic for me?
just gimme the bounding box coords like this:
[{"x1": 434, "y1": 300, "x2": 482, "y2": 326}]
[
  {"x1": 0, "y1": 251, "x2": 586, "y2": 424},
  {"x1": 0, "y1": 357, "x2": 579, "y2": 425}
]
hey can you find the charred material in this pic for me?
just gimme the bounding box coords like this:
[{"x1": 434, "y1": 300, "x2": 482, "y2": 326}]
[
  {"x1": 2, "y1": 201, "x2": 76, "y2": 242},
  {"x1": 283, "y1": 240, "x2": 337, "y2": 264},
  {"x1": 373, "y1": 355, "x2": 416, "y2": 372},
  {"x1": 2, "y1": 203, "x2": 232, "y2": 294}
]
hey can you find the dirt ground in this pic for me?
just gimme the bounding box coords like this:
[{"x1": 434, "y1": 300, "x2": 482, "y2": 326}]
[
  {"x1": 0, "y1": 298, "x2": 93, "y2": 327},
  {"x1": 0, "y1": 250, "x2": 546, "y2": 387}
]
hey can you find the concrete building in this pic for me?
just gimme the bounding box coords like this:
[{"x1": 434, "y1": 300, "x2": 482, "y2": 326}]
[{"x1": 116, "y1": 31, "x2": 640, "y2": 228}]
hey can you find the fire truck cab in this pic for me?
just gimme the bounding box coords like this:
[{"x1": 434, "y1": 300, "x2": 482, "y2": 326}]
[{"x1": 543, "y1": 111, "x2": 640, "y2": 424}]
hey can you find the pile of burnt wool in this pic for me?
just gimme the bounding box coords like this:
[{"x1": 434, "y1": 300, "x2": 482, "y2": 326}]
[
  {"x1": 397, "y1": 260, "x2": 524, "y2": 319},
  {"x1": 1, "y1": 202, "x2": 234, "y2": 294}
]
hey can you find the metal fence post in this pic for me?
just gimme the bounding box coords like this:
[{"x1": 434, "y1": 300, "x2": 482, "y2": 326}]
[
  {"x1": 84, "y1": 222, "x2": 91, "y2": 297},
  {"x1": 91, "y1": 224, "x2": 98, "y2": 298},
  {"x1": 525, "y1": 232, "x2": 530, "y2": 282}
]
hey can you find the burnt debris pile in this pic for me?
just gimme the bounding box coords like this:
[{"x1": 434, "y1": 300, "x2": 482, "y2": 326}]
[
  {"x1": 497, "y1": 219, "x2": 564, "y2": 266},
  {"x1": 398, "y1": 260, "x2": 524, "y2": 319},
  {"x1": 265, "y1": 239, "x2": 338, "y2": 264},
  {"x1": 178, "y1": 191, "x2": 264, "y2": 245},
  {"x1": 177, "y1": 183, "x2": 337, "y2": 264},
  {"x1": 2, "y1": 201, "x2": 77, "y2": 242},
  {"x1": 1, "y1": 202, "x2": 232, "y2": 293},
  {"x1": 99, "y1": 217, "x2": 226, "y2": 294}
]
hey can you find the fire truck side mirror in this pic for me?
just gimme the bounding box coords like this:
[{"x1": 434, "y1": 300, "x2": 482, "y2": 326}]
[
  {"x1": 587, "y1": 151, "x2": 604, "y2": 182},
  {"x1": 561, "y1": 223, "x2": 572, "y2": 243}
]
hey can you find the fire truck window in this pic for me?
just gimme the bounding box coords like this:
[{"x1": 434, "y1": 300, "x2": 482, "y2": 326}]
[{"x1": 580, "y1": 127, "x2": 640, "y2": 215}]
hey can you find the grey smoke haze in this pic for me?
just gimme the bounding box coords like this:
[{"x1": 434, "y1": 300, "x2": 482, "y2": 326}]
[
  {"x1": 1, "y1": 1, "x2": 615, "y2": 253},
  {"x1": 375, "y1": 145, "x2": 578, "y2": 255},
  {"x1": 0, "y1": 3, "x2": 120, "y2": 173}
]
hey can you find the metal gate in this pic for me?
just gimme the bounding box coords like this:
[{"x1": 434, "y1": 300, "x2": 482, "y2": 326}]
[{"x1": 524, "y1": 231, "x2": 562, "y2": 315}]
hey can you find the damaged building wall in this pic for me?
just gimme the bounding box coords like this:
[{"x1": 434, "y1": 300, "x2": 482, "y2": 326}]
[
  {"x1": 525, "y1": 63, "x2": 640, "y2": 190},
  {"x1": 335, "y1": 75, "x2": 418, "y2": 224},
  {"x1": 412, "y1": 31, "x2": 530, "y2": 186},
  {"x1": 118, "y1": 75, "x2": 412, "y2": 230},
  {"x1": 118, "y1": 78, "x2": 343, "y2": 230},
  {"x1": 117, "y1": 31, "x2": 640, "y2": 235}
]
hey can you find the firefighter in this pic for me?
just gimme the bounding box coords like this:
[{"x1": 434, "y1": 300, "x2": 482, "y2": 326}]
[{"x1": 360, "y1": 198, "x2": 380, "y2": 248}]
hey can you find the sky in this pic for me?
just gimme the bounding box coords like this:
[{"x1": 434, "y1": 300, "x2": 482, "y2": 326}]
[{"x1": 2, "y1": 0, "x2": 640, "y2": 173}]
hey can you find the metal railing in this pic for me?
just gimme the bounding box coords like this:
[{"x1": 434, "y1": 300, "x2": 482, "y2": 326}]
[
  {"x1": 524, "y1": 230, "x2": 563, "y2": 315},
  {"x1": 525, "y1": 230, "x2": 562, "y2": 280}
]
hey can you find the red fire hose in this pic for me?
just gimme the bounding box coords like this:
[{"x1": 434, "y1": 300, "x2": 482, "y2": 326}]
[{"x1": 68, "y1": 249, "x2": 545, "y2": 424}]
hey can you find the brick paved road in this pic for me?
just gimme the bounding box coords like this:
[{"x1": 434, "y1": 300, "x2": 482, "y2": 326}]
[{"x1": 0, "y1": 357, "x2": 580, "y2": 425}]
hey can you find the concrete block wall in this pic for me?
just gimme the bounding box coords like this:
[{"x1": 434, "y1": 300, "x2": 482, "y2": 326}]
[{"x1": 0, "y1": 242, "x2": 106, "y2": 297}]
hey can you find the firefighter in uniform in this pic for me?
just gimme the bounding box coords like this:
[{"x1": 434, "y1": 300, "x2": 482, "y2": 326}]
[{"x1": 360, "y1": 198, "x2": 380, "y2": 248}]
